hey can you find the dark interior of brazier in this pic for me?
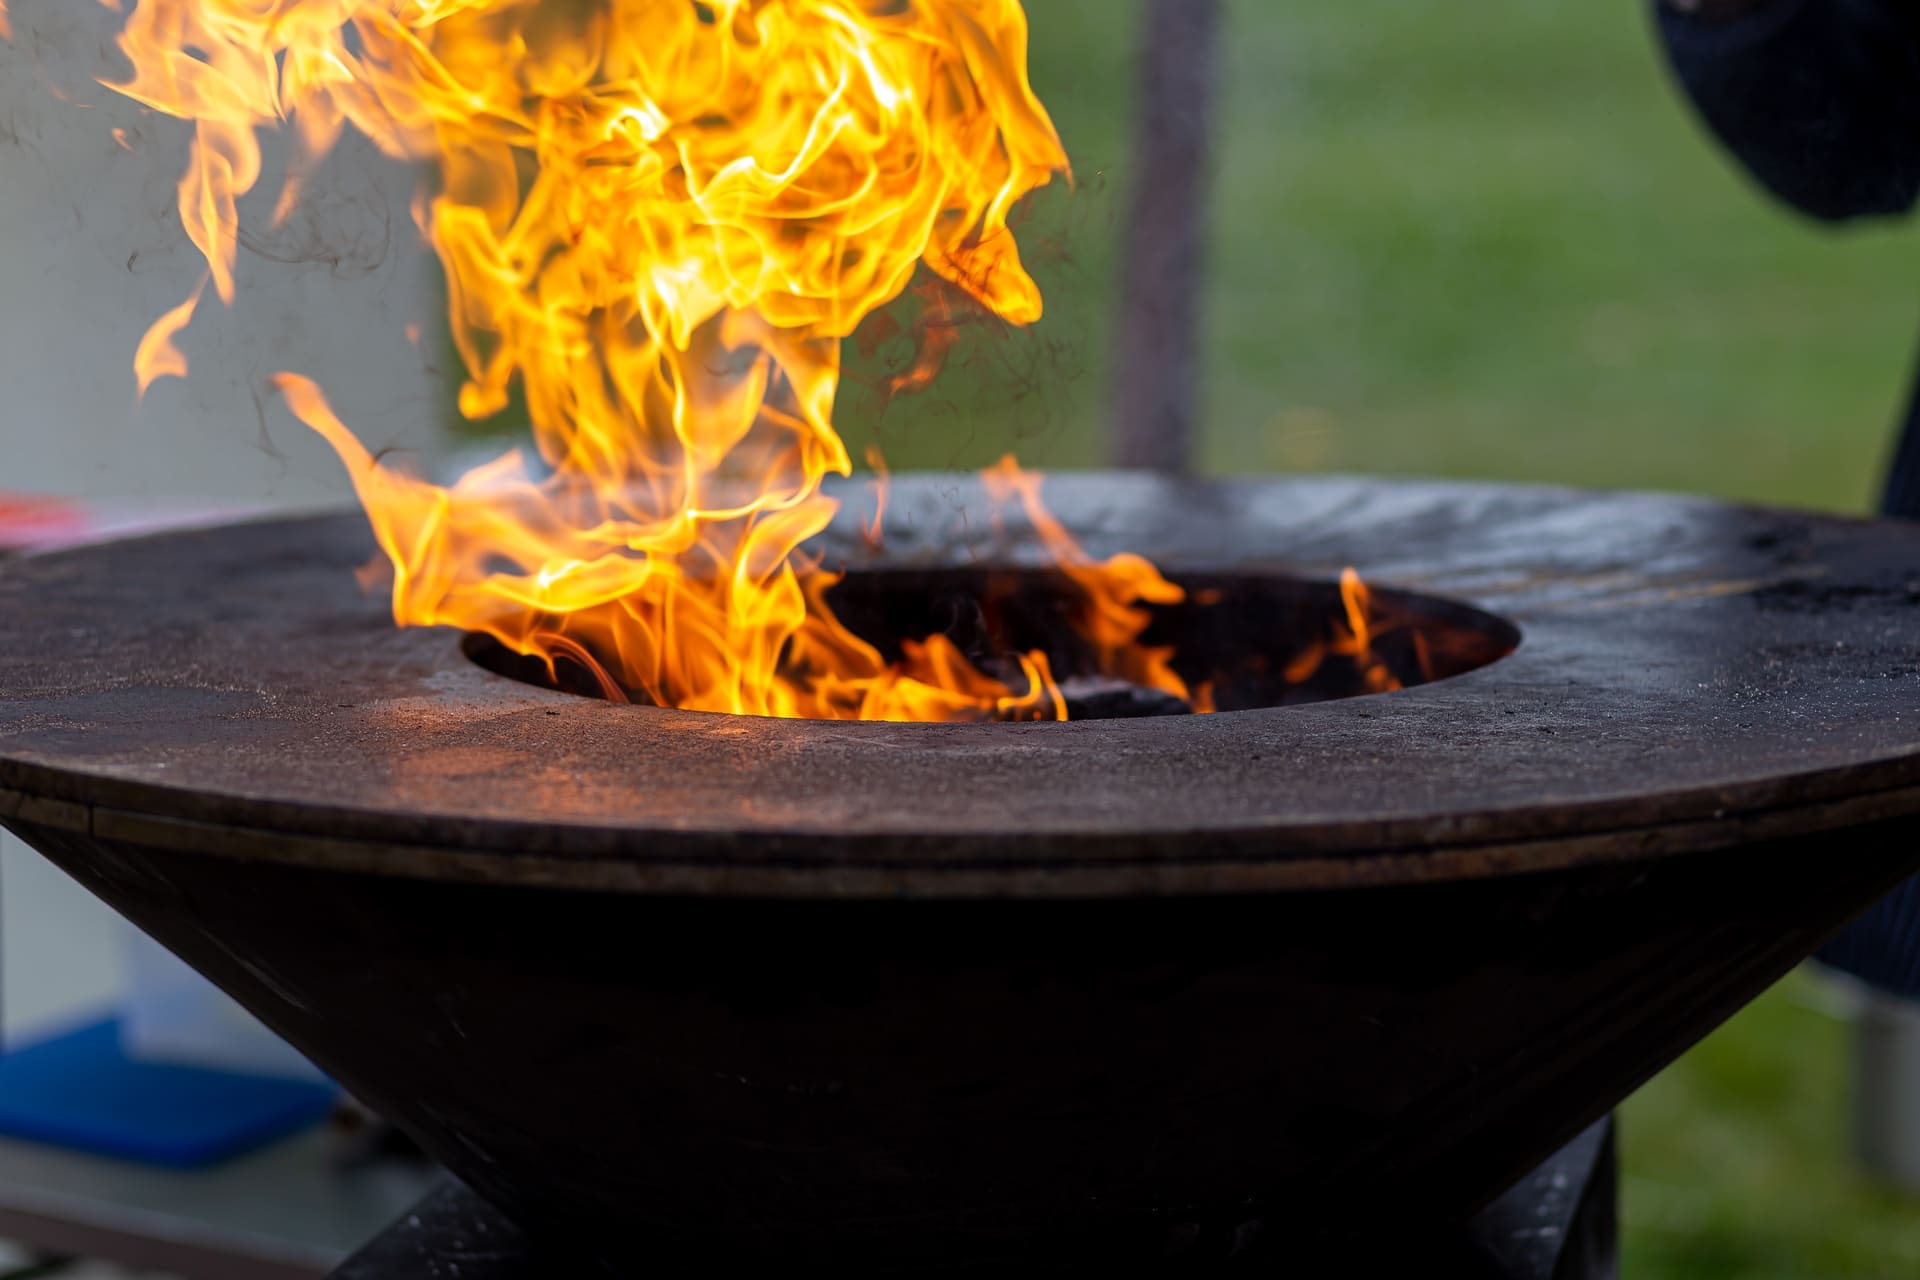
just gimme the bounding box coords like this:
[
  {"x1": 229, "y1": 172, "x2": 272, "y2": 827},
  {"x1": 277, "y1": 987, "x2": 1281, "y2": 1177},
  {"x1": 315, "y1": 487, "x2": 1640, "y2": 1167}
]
[{"x1": 464, "y1": 569, "x2": 1522, "y2": 719}]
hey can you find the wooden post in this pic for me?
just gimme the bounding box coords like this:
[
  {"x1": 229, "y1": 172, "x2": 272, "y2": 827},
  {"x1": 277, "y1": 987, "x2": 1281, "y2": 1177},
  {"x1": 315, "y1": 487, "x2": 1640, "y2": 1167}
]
[{"x1": 1110, "y1": 0, "x2": 1222, "y2": 473}]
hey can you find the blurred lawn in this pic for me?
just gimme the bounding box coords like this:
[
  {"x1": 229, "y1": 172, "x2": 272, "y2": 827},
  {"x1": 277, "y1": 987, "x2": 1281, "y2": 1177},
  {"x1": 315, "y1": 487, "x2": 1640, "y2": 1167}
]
[
  {"x1": 858, "y1": 0, "x2": 1920, "y2": 513},
  {"x1": 854, "y1": 1, "x2": 1920, "y2": 1276}
]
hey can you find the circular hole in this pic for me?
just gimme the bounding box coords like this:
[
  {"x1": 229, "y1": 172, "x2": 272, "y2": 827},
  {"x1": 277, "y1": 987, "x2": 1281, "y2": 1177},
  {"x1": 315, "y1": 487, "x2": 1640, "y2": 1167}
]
[{"x1": 463, "y1": 569, "x2": 1519, "y2": 720}]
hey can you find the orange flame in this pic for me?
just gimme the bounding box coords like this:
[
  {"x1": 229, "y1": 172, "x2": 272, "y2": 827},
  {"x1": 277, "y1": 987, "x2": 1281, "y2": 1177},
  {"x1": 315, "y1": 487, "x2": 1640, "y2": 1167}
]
[
  {"x1": 102, "y1": 0, "x2": 1093, "y2": 721},
  {"x1": 133, "y1": 276, "x2": 203, "y2": 398},
  {"x1": 860, "y1": 444, "x2": 889, "y2": 553},
  {"x1": 68, "y1": 0, "x2": 1403, "y2": 720},
  {"x1": 983, "y1": 456, "x2": 1206, "y2": 710},
  {"x1": 1275, "y1": 568, "x2": 1402, "y2": 695},
  {"x1": 1333, "y1": 567, "x2": 1401, "y2": 695}
]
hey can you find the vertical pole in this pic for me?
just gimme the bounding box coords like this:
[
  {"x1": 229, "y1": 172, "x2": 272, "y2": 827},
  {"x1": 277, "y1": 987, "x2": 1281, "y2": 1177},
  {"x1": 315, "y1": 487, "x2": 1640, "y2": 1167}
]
[{"x1": 1110, "y1": 0, "x2": 1222, "y2": 473}]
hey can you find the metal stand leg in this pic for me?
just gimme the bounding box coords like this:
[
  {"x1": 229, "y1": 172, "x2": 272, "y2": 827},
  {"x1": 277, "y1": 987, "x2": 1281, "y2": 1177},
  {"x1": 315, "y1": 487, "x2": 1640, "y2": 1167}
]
[
  {"x1": 1854, "y1": 988, "x2": 1920, "y2": 1192},
  {"x1": 1110, "y1": 0, "x2": 1221, "y2": 473},
  {"x1": 1471, "y1": 1118, "x2": 1619, "y2": 1280},
  {"x1": 332, "y1": 1119, "x2": 1621, "y2": 1279}
]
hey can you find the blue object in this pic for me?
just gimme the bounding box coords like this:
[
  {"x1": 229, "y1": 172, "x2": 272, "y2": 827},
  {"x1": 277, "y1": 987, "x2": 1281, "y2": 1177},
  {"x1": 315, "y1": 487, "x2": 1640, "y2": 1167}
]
[
  {"x1": 0, "y1": 1018, "x2": 337, "y2": 1167},
  {"x1": 1820, "y1": 878, "x2": 1920, "y2": 1000}
]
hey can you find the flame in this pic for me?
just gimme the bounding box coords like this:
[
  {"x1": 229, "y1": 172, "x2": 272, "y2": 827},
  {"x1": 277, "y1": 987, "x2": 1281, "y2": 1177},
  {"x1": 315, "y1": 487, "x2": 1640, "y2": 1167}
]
[
  {"x1": 983, "y1": 456, "x2": 1207, "y2": 710},
  {"x1": 69, "y1": 0, "x2": 1404, "y2": 720},
  {"x1": 103, "y1": 0, "x2": 1089, "y2": 721},
  {"x1": 860, "y1": 443, "x2": 888, "y2": 552},
  {"x1": 0, "y1": 3, "x2": 10, "y2": 41},
  {"x1": 1332, "y1": 567, "x2": 1401, "y2": 695},
  {"x1": 1274, "y1": 568, "x2": 1401, "y2": 695},
  {"x1": 133, "y1": 276, "x2": 204, "y2": 398}
]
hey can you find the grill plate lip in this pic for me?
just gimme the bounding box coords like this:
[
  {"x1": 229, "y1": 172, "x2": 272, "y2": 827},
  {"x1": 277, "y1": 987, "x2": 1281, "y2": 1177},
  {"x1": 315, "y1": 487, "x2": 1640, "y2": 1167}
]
[{"x1": 3, "y1": 472, "x2": 1917, "y2": 897}]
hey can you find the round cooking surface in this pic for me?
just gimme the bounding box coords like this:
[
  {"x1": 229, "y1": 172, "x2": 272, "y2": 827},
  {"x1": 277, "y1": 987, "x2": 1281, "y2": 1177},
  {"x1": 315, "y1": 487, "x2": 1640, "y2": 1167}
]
[{"x1": 2, "y1": 474, "x2": 1917, "y2": 895}]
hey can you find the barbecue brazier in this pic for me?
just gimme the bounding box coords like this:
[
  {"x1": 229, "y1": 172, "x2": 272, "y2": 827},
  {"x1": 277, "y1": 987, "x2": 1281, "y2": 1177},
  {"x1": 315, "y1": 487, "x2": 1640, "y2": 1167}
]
[{"x1": 2, "y1": 473, "x2": 1917, "y2": 1272}]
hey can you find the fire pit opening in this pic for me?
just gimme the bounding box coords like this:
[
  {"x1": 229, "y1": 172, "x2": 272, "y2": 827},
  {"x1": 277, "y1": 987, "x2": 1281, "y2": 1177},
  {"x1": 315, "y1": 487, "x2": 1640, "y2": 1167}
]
[{"x1": 463, "y1": 569, "x2": 1520, "y2": 719}]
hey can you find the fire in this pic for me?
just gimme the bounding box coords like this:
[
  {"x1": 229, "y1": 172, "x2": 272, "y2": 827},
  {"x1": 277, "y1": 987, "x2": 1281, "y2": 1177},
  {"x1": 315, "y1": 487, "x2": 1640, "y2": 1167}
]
[
  {"x1": 984, "y1": 457, "x2": 1209, "y2": 712},
  {"x1": 45, "y1": 0, "x2": 1401, "y2": 720},
  {"x1": 1334, "y1": 567, "x2": 1401, "y2": 694},
  {"x1": 134, "y1": 279, "x2": 203, "y2": 398},
  {"x1": 1276, "y1": 569, "x2": 1401, "y2": 694},
  {"x1": 105, "y1": 0, "x2": 1087, "y2": 720}
]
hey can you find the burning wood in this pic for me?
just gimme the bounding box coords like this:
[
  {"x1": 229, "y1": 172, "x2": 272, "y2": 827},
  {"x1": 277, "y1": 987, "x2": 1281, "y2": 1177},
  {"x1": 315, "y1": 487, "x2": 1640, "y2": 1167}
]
[{"x1": 1056, "y1": 675, "x2": 1196, "y2": 720}]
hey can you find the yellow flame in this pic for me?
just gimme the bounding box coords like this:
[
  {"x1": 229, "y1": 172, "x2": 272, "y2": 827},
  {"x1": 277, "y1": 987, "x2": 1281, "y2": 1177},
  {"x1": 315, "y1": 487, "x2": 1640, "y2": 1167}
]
[
  {"x1": 983, "y1": 456, "x2": 1201, "y2": 708},
  {"x1": 102, "y1": 0, "x2": 1098, "y2": 721},
  {"x1": 70, "y1": 0, "x2": 1400, "y2": 720},
  {"x1": 133, "y1": 277, "x2": 203, "y2": 398}
]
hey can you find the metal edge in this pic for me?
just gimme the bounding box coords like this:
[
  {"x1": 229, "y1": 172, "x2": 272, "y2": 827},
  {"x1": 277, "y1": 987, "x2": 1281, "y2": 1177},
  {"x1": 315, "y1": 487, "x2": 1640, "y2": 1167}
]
[{"x1": 0, "y1": 777, "x2": 1913, "y2": 898}]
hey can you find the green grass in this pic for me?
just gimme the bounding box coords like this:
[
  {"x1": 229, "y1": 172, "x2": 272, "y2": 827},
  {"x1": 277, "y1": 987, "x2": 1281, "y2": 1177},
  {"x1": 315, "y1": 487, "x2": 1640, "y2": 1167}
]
[
  {"x1": 874, "y1": 2, "x2": 1920, "y2": 1275},
  {"x1": 1194, "y1": 1, "x2": 1914, "y2": 509},
  {"x1": 1624, "y1": 975, "x2": 1920, "y2": 1279},
  {"x1": 857, "y1": 0, "x2": 1920, "y2": 514}
]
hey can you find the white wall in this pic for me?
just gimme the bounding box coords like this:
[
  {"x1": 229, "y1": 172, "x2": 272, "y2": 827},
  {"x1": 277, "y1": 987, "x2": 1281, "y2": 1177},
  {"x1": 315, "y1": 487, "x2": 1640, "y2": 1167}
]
[
  {"x1": 0, "y1": 0, "x2": 446, "y2": 1046},
  {"x1": 0, "y1": 1, "x2": 446, "y2": 502}
]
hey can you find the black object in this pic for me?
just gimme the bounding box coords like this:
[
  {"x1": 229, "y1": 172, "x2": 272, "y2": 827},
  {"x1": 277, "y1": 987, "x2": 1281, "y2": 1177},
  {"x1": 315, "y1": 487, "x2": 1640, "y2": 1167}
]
[
  {"x1": 1655, "y1": 0, "x2": 1920, "y2": 227},
  {"x1": 1469, "y1": 1121, "x2": 1619, "y2": 1280},
  {"x1": 1655, "y1": 0, "x2": 1920, "y2": 514},
  {"x1": 331, "y1": 1121, "x2": 1619, "y2": 1279},
  {"x1": 330, "y1": 1184, "x2": 542, "y2": 1280},
  {"x1": 3, "y1": 474, "x2": 1920, "y2": 1272},
  {"x1": 1658, "y1": 0, "x2": 1920, "y2": 995}
]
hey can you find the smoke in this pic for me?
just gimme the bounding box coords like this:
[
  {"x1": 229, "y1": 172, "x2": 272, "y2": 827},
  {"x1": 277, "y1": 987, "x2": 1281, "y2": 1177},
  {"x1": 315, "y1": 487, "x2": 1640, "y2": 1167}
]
[{"x1": 838, "y1": 182, "x2": 1107, "y2": 476}]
